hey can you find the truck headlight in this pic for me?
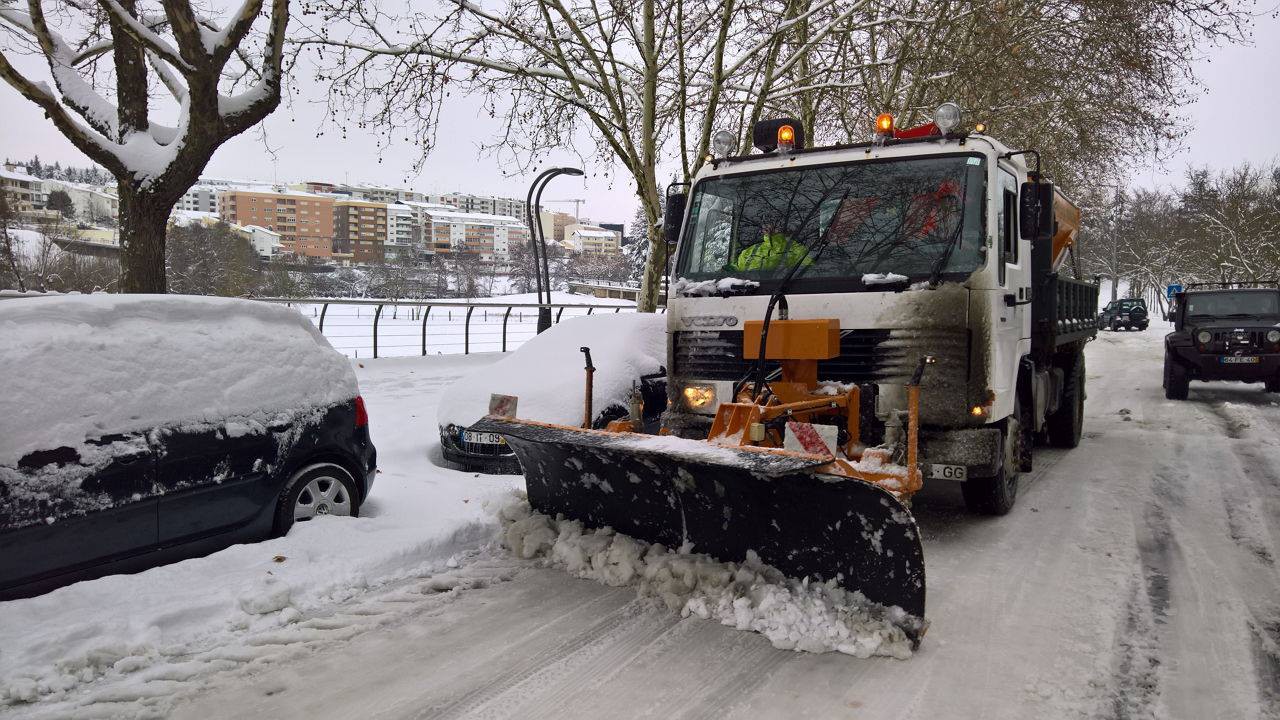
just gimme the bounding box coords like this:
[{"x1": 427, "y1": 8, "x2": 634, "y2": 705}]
[
  {"x1": 682, "y1": 384, "x2": 716, "y2": 409},
  {"x1": 1268, "y1": 330, "x2": 1280, "y2": 343},
  {"x1": 1197, "y1": 330, "x2": 1212, "y2": 344}
]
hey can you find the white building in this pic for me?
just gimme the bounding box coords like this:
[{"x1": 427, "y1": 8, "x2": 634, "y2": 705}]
[
  {"x1": 1, "y1": 163, "x2": 47, "y2": 212},
  {"x1": 41, "y1": 179, "x2": 119, "y2": 222},
  {"x1": 386, "y1": 202, "x2": 415, "y2": 246},
  {"x1": 242, "y1": 225, "x2": 284, "y2": 259},
  {"x1": 427, "y1": 192, "x2": 527, "y2": 220},
  {"x1": 177, "y1": 184, "x2": 219, "y2": 214},
  {"x1": 418, "y1": 207, "x2": 528, "y2": 261},
  {"x1": 563, "y1": 223, "x2": 622, "y2": 254}
]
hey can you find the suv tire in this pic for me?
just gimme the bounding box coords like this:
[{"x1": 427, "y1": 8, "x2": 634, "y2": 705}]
[
  {"x1": 1047, "y1": 352, "x2": 1085, "y2": 448},
  {"x1": 1266, "y1": 377, "x2": 1280, "y2": 393},
  {"x1": 1164, "y1": 358, "x2": 1189, "y2": 400}
]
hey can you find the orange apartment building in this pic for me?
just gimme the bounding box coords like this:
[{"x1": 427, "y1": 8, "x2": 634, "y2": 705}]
[
  {"x1": 218, "y1": 189, "x2": 335, "y2": 258},
  {"x1": 334, "y1": 199, "x2": 388, "y2": 264}
]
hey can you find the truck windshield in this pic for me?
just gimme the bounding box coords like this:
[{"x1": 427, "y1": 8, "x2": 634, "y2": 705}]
[
  {"x1": 1185, "y1": 291, "x2": 1280, "y2": 317},
  {"x1": 675, "y1": 155, "x2": 987, "y2": 293}
]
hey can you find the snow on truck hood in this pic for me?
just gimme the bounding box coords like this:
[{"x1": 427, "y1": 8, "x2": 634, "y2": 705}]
[
  {"x1": 0, "y1": 294, "x2": 357, "y2": 466},
  {"x1": 436, "y1": 313, "x2": 667, "y2": 428}
]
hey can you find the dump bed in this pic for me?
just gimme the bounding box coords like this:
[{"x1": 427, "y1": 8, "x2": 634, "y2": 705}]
[{"x1": 1033, "y1": 274, "x2": 1098, "y2": 351}]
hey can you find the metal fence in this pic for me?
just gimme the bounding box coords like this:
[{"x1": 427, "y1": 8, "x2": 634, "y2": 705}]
[{"x1": 257, "y1": 297, "x2": 666, "y2": 359}]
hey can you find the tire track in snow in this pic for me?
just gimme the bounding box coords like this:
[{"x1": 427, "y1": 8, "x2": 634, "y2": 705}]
[{"x1": 1250, "y1": 620, "x2": 1280, "y2": 720}]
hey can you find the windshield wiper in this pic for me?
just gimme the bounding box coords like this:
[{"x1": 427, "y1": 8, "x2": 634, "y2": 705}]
[{"x1": 926, "y1": 174, "x2": 971, "y2": 289}]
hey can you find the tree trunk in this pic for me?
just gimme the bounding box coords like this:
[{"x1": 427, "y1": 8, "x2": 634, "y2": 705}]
[
  {"x1": 118, "y1": 184, "x2": 170, "y2": 293},
  {"x1": 637, "y1": 194, "x2": 663, "y2": 312}
]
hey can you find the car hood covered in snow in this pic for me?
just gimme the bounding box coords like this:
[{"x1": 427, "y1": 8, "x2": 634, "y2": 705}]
[
  {"x1": 0, "y1": 294, "x2": 357, "y2": 466},
  {"x1": 436, "y1": 312, "x2": 667, "y2": 428}
]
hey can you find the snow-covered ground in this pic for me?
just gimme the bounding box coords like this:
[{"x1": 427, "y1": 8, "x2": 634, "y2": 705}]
[
  {"x1": 5, "y1": 322, "x2": 1280, "y2": 719},
  {"x1": 289, "y1": 291, "x2": 641, "y2": 358}
]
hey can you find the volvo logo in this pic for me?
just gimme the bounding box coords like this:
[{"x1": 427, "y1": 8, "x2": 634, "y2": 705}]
[{"x1": 681, "y1": 315, "x2": 740, "y2": 328}]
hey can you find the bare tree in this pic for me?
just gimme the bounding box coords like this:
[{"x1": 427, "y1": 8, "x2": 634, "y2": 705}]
[
  {"x1": 0, "y1": 0, "x2": 291, "y2": 292},
  {"x1": 0, "y1": 189, "x2": 24, "y2": 291}
]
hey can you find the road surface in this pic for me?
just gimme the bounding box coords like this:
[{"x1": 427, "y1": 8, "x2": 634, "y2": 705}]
[{"x1": 161, "y1": 327, "x2": 1280, "y2": 720}]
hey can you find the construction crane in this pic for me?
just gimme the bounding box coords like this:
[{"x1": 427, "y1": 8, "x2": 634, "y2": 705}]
[{"x1": 542, "y1": 198, "x2": 587, "y2": 217}]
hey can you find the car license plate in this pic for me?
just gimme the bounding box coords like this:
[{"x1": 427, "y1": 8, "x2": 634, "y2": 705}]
[
  {"x1": 1221, "y1": 356, "x2": 1260, "y2": 364},
  {"x1": 462, "y1": 430, "x2": 506, "y2": 445},
  {"x1": 927, "y1": 463, "x2": 967, "y2": 480}
]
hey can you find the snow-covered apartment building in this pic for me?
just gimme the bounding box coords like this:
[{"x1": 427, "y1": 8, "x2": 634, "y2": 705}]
[
  {"x1": 1, "y1": 163, "x2": 48, "y2": 213},
  {"x1": 563, "y1": 223, "x2": 622, "y2": 254}
]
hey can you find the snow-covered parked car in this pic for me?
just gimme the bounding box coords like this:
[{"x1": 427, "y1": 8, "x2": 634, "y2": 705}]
[
  {"x1": 436, "y1": 313, "x2": 668, "y2": 473},
  {"x1": 0, "y1": 295, "x2": 377, "y2": 599}
]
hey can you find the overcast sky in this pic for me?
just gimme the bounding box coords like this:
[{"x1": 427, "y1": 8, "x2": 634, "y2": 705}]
[{"x1": 2, "y1": 9, "x2": 1277, "y2": 227}]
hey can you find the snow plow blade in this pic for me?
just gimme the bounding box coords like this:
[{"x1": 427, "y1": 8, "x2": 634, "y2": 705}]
[{"x1": 471, "y1": 416, "x2": 927, "y2": 642}]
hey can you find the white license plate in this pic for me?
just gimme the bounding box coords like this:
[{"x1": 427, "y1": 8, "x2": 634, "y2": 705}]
[
  {"x1": 927, "y1": 463, "x2": 967, "y2": 480},
  {"x1": 462, "y1": 430, "x2": 506, "y2": 445},
  {"x1": 1221, "y1": 356, "x2": 1260, "y2": 364}
]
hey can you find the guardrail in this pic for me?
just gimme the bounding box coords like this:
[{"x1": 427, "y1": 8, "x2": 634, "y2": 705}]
[{"x1": 256, "y1": 297, "x2": 665, "y2": 359}]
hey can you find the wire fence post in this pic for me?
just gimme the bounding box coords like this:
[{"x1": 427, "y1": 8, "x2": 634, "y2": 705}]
[
  {"x1": 373, "y1": 304, "x2": 384, "y2": 359},
  {"x1": 587, "y1": 307, "x2": 594, "y2": 315},
  {"x1": 502, "y1": 306, "x2": 513, "y2": 352},
  {"x1": 319, "y1": 303, "x2": 329, "y2": 332},
  {"x1": 420, "y1": 305, "x2": 432, "y2": 356},
  {"x1": 464, "y1": 306, "x2": 475, "y2": 355},
  {"x1": 555, "y1": 306, "x2": 565, "y2": 324}
]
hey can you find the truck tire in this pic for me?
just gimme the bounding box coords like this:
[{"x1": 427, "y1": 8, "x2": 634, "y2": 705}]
[
  {"x1": 963, "y1": 411, "x2": 1021, "y2": 516},
  {"x1": 1265, "y1": 377, "x2": 1280, "y2": 393},
  {"x1": 1164, "y1": 358, "x2": 1189, "y2": 400},
  {"x1": 1047, "y1": 353, "x2": 1084, "y2": 448}
]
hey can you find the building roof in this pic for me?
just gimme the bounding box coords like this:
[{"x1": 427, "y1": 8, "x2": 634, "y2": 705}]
[
  {"x1": 0, "y1": 166, "x2": 42, "y2": 183},
  {"x1": 424, "y1": 209, "x2": 525, "y2": 225}
]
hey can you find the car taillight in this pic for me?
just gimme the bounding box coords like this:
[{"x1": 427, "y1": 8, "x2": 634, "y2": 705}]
[{"x1": 355, "y1": 396, "x2": 369, "y2": 428}]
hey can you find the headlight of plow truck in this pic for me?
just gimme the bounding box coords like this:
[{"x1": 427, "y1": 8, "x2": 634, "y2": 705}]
[{"x1": 681, "y1": 384, "x2": 717, "y2": 410}]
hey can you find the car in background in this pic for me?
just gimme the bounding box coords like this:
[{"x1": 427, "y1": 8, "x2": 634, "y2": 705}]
[
  {"x1": 0, "y1": 295, "x2": 376, "y2": 599},
  {"x1": 437, "y1": 313, "x2": 668, "y2": 473},
  {"x1": 1098, "y1": 298, "x2": 1149, "y2": 331},
  {"x1": 1163, "y1": 283, "x2": 1280, "y2": 400}
]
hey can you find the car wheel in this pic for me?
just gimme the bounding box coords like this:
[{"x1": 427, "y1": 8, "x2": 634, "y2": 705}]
[
  {"x1": 1110, "y1": 321, "x2": 1120, "y2": 332},
  {"x1": 1266, "y1": 377, "x2": 1280, "y2": 393},
  {"x1": 276, "y1": 463, "x2": 360, "y2": 535},
  {"x1": 962, "y1": 411, "x2": 1021, "y2": 516},
  {"x1": 1047, "y1": 352, "x2": 1084, "y2": 448},
  {"x1": 1164, "y1": 358, "x2": 1189, "y2": 400}
]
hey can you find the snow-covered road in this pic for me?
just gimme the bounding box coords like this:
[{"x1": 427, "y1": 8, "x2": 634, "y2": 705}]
[{"x1": 6, "y1": 325, "x2": 1280, "y2": 719}]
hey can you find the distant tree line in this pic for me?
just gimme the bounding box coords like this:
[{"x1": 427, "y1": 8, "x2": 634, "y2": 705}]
[
  {"x1": 3, "y1": 156, "x2": 113, "y2": 186},
  {"x1": 1077, "y1": 162, "x2": 1280, "y2": 312}
]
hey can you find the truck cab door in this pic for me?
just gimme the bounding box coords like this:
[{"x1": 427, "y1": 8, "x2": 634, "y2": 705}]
[{"x1": 988, "y1": 167, "x2": 1030, "y2": 413}]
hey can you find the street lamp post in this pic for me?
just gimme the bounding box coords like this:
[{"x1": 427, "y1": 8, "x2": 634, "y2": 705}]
[{"x1": 524, "y1": 167, "x2": 584, "y2": 333}]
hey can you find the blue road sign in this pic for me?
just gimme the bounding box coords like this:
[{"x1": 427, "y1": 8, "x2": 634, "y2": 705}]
[{"x1": 1167, "y1": 284, "x2": 1183, "y2": 299}]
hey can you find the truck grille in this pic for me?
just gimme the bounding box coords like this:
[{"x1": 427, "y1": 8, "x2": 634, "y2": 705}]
[
  {"x1": 1211, "y1": 329, "x2": 1265, "y2": 352},
  {"x1": 672, "y1": 330, "x2": 891, "y2": 382}
]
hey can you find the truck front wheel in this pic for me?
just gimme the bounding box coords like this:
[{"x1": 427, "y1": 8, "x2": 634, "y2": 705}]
[{"x1": 963, "y1": 413, "x2": 1021, "y2": 516}]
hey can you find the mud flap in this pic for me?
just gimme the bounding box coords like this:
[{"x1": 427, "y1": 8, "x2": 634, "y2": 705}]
[{"x1": 472, "y1": 417, "x2": 927, "y2": 643}]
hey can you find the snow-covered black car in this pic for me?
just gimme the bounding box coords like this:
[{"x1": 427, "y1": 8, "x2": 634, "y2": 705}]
[
  {"x1": 436, "y1": 313, "x2": 667, "y2": 473},
  {"x1": 0, "y1": 295, "x2": 376, "y2": 599},
  {"x1": 1163, "y1": 285, "x2": 1280, "y2": 400},
  {"x1": 1098, "y1": 298, "x2": 1149, "y2": 331}
]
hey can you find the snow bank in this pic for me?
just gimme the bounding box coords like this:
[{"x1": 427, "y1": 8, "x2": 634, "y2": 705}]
[
  {"x1": 0, "y1": 295, "x2": 357, "y2": 466},
  {"x1": 436, "y1": 312, "x2": 666, "y2": 427},
  {"x1": 497, "y1": 499, "x2": 915, "y2": 659}
]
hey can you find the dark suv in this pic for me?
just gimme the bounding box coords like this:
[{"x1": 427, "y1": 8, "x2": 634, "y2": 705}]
[
  {"x1": 0, "y1": 295, "x2": 377, "y2": 598},
  {"x1": 1163, "y1": 285, "x2": 1280, "y2": 399},
  {"x1": 1099, "y1": 298, "x2": 1149, "y2": 331}
]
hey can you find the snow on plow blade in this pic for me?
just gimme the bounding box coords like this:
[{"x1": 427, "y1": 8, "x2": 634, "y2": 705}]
[{"x1": 471, "y1": 416, "x2": 927, "y2": 642}]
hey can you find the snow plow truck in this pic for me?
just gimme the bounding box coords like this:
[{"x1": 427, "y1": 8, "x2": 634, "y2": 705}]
[{"x1": 475, "y1": 104, "x2": 1099, "y2": 646}]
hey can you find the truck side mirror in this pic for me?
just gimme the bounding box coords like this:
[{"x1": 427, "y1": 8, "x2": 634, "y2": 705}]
[
  {"x1": 1019, "y1": 181, "x2": 1055, "y2": 241},
  {"x1": 663, "y1": 191, "x2": 687, "y2": 248}
]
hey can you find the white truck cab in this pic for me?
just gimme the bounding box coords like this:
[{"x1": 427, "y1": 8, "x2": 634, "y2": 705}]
[{"x1": 662, "y1": 110, "x2": 1097, "y2": 514}]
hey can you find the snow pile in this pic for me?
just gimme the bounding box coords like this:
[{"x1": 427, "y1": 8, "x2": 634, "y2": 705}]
[
  {"x1": 862, "y1": 272, "x2": 910, "y2": 286},
  {"x1": 673, "y1": 277, "x2": 760, "y2": 296},
  {"x1": 0, "y1": 295, "x2": 357, "y2": 466},
  {"x1": 497, "y1": 498, "x2": 915, "y2": 659},
  {"x1": 436, "y1": 312, "x2": 666, "y2": 427}
]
